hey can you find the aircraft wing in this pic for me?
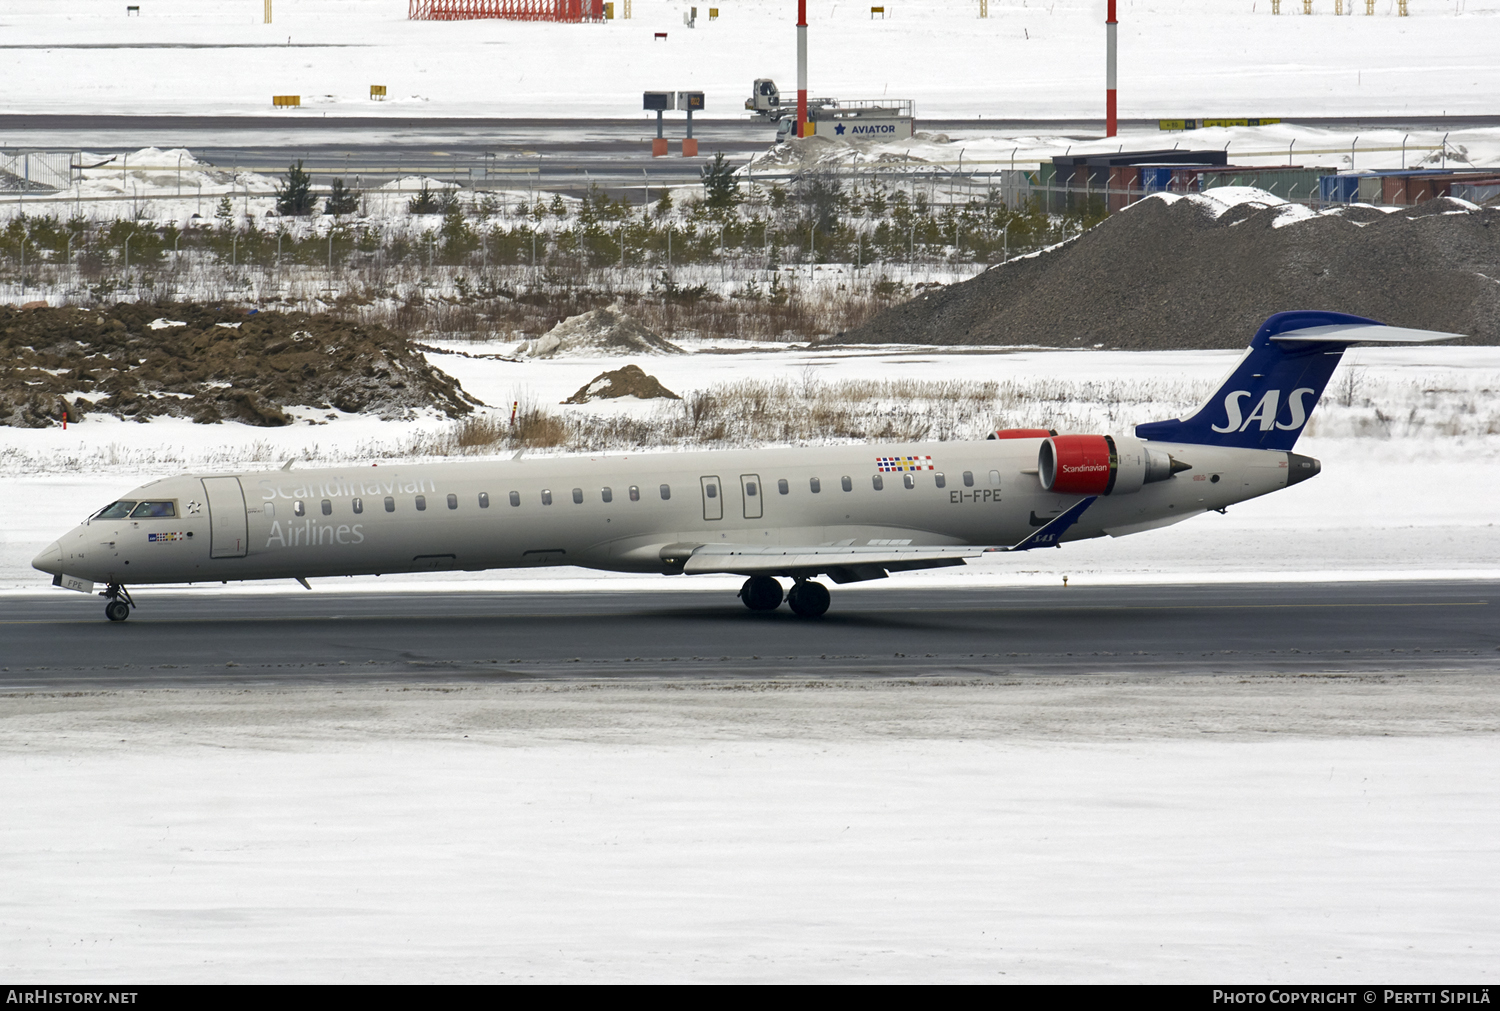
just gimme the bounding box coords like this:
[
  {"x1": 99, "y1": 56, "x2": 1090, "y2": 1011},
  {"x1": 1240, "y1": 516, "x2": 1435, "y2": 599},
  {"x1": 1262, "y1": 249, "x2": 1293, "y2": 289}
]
[{"x1": 679, "y1": 497, "x2": 1096, "y2": 583}]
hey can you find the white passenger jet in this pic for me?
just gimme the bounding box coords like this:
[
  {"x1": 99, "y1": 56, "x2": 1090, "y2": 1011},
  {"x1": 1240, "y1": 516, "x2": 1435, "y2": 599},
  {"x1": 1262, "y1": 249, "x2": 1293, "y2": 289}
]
[{"x1": 33, "y1": 311, "x2": 1455, "y2": 621}]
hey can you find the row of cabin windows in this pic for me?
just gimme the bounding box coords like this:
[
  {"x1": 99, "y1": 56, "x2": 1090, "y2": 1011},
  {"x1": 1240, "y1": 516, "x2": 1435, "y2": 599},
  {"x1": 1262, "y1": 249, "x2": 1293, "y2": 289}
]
[
  {"x1": 783, "y1": 470, "x2": 997, "y2": 493},
  {"x1": 275, "y1": 469, "x2": 1004, "y2": 518},
  {"x1": 278, "y1": 484, "x2": 669, "y2": 518}
]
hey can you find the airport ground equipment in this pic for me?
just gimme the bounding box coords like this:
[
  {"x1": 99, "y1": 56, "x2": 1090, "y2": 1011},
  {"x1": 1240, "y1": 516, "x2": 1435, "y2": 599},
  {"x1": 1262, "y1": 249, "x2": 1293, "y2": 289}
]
[{"x1": 746, "y1": 79, "x2": 913, "y2": 142}]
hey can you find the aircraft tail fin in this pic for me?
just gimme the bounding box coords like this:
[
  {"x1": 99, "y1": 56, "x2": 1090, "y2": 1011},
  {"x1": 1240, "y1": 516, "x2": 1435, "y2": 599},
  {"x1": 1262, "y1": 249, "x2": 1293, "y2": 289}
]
[{"x1": 1134, "y1": 311, "x2": 1461, "y2": 451}]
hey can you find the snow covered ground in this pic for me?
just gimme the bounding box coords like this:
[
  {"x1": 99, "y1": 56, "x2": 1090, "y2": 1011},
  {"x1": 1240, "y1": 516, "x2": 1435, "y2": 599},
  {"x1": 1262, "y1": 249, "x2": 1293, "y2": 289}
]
[
  {"x1": 3, "y1": 0, "x2": 1498, "y2": 121},
  {"x1": 3, "y1": 675, "x2": 1499, "y2": 982},
  {"x1": 4, "y1": 341, "x2": 1498, "y2": 593}
]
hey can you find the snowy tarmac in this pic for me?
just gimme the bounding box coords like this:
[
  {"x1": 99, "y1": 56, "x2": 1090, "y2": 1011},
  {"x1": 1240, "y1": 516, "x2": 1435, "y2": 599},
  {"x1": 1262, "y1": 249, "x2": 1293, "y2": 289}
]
[
  {"x1": 2, "y1": 671, "x2": 1498, "y2": 982},
  {"x1": 3, "y1": 580, "x2": 1496, "y2": 687}
]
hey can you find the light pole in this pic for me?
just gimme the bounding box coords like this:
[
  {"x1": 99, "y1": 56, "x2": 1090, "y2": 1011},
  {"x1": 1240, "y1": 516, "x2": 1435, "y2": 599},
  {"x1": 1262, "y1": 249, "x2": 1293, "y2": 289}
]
[
  {"x1": 1105, "y1": 0, "x2": 1118, "y2": 137},
  {"x1": 796, "y1": 0, "x2": 809, "y2": 138}
]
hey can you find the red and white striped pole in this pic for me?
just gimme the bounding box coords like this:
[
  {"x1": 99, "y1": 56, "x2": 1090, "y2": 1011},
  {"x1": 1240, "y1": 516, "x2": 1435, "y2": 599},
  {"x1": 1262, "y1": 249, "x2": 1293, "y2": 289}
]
[
  {"x1": 1105, "y1": 0, "x2": 1118, "y2": 138},
  {"x1": 796, "y1": 0, "x2": 809, "y2": 138}
]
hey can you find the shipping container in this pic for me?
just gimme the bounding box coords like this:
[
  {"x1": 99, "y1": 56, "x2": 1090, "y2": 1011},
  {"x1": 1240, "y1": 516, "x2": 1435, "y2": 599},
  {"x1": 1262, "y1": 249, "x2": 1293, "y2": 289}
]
[
  {"x1": 1319, "y1": 174, "x2": 1361, "y2": 203},
  {"x1": 1452, "y1": 178, "x2": 1500, "y2": 205}
]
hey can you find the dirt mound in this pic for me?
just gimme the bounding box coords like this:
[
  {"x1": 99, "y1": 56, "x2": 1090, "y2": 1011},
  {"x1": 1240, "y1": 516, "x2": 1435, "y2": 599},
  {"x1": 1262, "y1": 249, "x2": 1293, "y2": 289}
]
[
  {"x1": 837, "y1": 194, "x2": 1500, "y2": 349},
  {"x1": 562, "y1": 364, "x2": 681, "y2": 404},
  {"x1": 0, "y1": 303, "x2": 478, "y2": 428},
  {"x1": 517, "y1": 305, "x2": 683, "y2": 358}
]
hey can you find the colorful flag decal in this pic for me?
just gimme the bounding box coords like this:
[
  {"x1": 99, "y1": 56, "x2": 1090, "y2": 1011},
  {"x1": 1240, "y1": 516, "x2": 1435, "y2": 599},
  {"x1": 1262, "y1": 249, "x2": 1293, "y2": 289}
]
[{"x1": 875, "y1": 455, "x2": 934, "y2": 472}]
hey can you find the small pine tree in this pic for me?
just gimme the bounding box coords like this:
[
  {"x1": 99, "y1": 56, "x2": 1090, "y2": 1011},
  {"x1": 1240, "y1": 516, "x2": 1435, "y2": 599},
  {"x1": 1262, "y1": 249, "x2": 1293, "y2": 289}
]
[
  {"x1": 654, "y1": 188, "x2": 674, "y2": 219},
  {"x1": 700, "y1": 152, "x2": 741, "y2": 211},
  {"x1": 214, "y1": 195, "x2": 235, "y2": 230},
  {"x1": 407, "y1": 182, "x2": 440, "y2": 215},
  {"x1": 324, "y1": 177, "x2": 360, "y2": 216},
  {"x1": 275, "y1": 160, "x2": 317, "y2": 216}
]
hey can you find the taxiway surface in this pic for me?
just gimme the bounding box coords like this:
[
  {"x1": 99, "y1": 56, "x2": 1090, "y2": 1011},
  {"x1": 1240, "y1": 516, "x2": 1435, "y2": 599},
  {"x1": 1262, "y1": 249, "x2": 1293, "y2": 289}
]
[{"x1": 3, "y1": 579, "x2": 1495, "y2": 688}]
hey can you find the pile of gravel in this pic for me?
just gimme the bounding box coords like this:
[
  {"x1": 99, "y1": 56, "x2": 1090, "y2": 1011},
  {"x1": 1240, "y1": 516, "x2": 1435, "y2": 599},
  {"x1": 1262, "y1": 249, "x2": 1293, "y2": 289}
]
[
  {"x1": 562, "y1": 364, "x2": 681, "y2": 404},
  {"x1": 0, "y1": 303, "x2": 478, "y2": 428},
  {"x1": 837, "y1": 194, "x2": 1500, "y2": 349}
]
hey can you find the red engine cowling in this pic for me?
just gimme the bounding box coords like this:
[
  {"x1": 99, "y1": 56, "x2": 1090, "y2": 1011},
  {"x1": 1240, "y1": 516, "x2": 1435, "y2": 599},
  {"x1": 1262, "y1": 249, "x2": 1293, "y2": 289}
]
[
  {"x1": 1039, "y1": 434, "x2": 1117, "y2": 495},
  {"x1": 987, "y1": 428, "x2": 1057, "y2": 440}
]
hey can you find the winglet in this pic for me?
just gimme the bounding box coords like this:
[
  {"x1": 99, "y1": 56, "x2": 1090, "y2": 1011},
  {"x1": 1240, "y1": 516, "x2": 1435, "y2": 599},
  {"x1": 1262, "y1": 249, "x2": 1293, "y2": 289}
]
[{"x1": 991, "y1": 496, "x2": 1097, "y2": 552}]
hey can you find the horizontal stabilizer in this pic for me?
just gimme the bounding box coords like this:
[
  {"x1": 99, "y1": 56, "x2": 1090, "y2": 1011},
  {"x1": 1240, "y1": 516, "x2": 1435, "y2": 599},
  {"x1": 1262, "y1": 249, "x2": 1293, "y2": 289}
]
[{"x1": 1272, "y1": 324, "x2": 1465, "y2": 344}]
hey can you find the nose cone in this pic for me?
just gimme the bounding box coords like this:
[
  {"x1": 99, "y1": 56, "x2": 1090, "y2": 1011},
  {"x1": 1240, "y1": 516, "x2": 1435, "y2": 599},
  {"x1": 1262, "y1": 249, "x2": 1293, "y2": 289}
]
[{"x1": 32, "y1": 540, "x2": 63, "y2": 576}]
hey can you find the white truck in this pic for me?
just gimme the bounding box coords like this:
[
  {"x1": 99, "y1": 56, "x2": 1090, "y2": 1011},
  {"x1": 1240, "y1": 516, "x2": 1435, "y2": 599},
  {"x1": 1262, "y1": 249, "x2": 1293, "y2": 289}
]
[{"x1": 745, "y1": 78, "x2": 915, "y2": 143}]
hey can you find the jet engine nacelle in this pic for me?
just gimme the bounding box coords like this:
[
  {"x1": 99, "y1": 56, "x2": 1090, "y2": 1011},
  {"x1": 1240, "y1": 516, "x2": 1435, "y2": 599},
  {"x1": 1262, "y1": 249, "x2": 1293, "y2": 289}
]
[{"x1": 1038, "y1": 434, "x2": 1183, "y2": 495}]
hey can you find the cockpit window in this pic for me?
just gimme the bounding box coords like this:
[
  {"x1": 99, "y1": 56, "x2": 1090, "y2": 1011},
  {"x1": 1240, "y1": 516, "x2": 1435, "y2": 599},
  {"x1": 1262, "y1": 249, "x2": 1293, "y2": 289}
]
[
  {"x1": 95, "y1": 501, "x2": 138, "y2": 520},
  {"x1": 129, "y1": 501, "x2": 177, "y2": 518}
]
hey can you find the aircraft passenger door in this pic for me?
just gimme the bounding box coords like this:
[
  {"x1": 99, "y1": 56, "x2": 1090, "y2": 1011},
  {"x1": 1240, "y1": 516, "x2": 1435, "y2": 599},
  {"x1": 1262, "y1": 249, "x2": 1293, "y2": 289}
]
[
  {"x1": 201, "y1": 476, "x2": 248, "y2": 558},
  {"x1": 740, "y1": 474, "x2": 763, "y2": 520},
  {"x1": 700, "y1": 475, "x2": 723, "y2": 521}
]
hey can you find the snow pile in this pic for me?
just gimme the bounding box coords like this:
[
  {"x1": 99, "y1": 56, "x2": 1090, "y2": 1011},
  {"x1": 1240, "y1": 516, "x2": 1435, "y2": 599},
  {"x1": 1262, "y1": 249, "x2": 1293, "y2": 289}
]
[{"x1": 518, "y1": 305, "x2": 684, "y2": 359}]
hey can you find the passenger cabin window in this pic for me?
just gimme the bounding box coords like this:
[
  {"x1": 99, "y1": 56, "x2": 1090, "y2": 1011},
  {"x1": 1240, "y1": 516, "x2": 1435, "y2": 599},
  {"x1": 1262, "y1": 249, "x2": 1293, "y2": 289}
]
[
  {"x1": 509, "y1": 491, "x2": 520, "y2": 507},
  {"x1": 810, "y1": 477, "x2": 821, "y2": 493},
  {"x1": 745, "y1": 481, "x2": 757, "y2": 497},
  {"x1": 778, "y1": 479, "x2": 789, "y2": 495},
  {"x1": 705, "y1": 483, "x2": 717, "y2": 499},
  {"x1": 352, "y1": 498, "x2": 363, "y2": 514},
  {"x1": 572, "y1": 488, "x2": 584, "y2": 505},
  {"x1": 384, "y1": 496, "x2": 395, "y2": 512},
  {"x1": 935, "y1": 473, "x2": 946, "y2": 489},
  {"x1": 963, "y1": 471, "x2": 975, "y2": 487},
  {"x1": 602, "y1": 487, "x2": 613, "y2": 503},
  {"x1": 293, "y1": 500, "x2": 306, "y2": 517},
  {"x1": 989, "y1": 470, "x2": 1001, "y2": 487},
  {"x1": 96, "y1": 501, "x2": 137, "y2": 520},
  {"x1": 542, "y1": 489, "x2": 553, "y2": 506},
  {"x1": 478, "y1": 493, "x2": 490, "y2": 509},
  {"x1": 129, "y1": 501, "x2": 176, "y2": 518},
  {"x1": 660, "y1": 484, "x2": 671, "y2": 500},
  {"x1": 629, "y1": 485, "x2": 640, "y2": 502},
  {"x1": 904, "y1": 473, "x2": 916, "y2": 489},
  {"x1": 415, "y1": 495, "x2": 427, "y2": 511},
  {"x1": 447, "y1": 493, "x2": 458, "y2": 510},
  {"x1": 872, "y1": 475, "x2": 883, "y2": 491},
  {"x1": 840, "y1": 476, "x2": 852, "y2": 492},
  {"x1": 321, "y1": 499, "x2": 332, "y2": 516}
]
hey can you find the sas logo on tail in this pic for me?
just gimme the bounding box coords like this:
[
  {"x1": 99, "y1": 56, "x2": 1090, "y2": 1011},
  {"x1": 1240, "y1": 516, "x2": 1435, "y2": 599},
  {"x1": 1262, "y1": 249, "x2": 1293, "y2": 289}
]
[{"x1": 1212, "y1": 388, "x2": 1316, "y2": 433}]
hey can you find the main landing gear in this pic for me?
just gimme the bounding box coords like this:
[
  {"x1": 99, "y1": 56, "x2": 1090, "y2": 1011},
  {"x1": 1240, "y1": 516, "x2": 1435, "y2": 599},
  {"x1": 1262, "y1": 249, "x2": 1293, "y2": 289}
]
[
  {"x1": 101, "y1": 583, "x2": 135, "y2": 622},
  {"x1": 738, "y1": 576, "x2": 830, "y2": 618}
]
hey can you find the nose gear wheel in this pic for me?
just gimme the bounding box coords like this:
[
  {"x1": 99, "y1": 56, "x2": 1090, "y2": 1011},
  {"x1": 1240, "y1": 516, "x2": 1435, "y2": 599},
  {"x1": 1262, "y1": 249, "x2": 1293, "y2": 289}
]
[{"x1": 100, "y1": 583, "x2": 135, "y2": 622}]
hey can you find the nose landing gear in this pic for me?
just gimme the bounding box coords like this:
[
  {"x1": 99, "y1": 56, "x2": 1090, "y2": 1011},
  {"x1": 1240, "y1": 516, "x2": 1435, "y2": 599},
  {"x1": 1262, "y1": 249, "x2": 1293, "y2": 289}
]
[{"x1": 101, "y1": 583, "x2": 135, "y2": 622}]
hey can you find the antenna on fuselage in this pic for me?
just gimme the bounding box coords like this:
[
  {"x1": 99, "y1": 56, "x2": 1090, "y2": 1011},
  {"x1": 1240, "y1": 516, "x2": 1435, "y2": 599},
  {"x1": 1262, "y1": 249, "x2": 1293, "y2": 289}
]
[{"x1": 281, "y1": 459, "x2": 295, "y2": 470}]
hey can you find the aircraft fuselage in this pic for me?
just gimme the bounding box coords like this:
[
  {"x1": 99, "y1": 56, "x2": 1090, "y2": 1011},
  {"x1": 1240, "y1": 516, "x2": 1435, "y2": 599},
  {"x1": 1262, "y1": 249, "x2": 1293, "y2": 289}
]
[{"x1": 35, "y1": 437, "x2": 1296, "y2": 589}]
